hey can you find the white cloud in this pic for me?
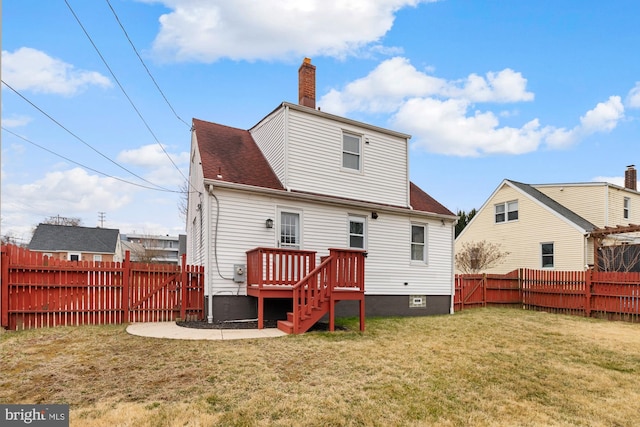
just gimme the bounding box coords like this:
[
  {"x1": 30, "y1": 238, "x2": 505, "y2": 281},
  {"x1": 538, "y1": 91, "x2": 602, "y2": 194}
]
[
  {"x1": 320, "y1": 57, "x2": 627, "y2": 156},
  {"x1": 626, "y1": 82, "x2": 640, "y2": 108},
  {"x1": 146, "y1": 0, "x2": 436, "y2": 62},
  {"x1": 591, "y1": 176, "x2": 625, "y2": 187},
  {"x1": 0, "y1": 114, "x2": 32, "y2": 128},
  {"x1": 578, "y1": 96, "x2": 624, "y2": 133},
  {"x1": 446, "y1": 69, "x2": 534, "y2": 103},
  {"x1": 118, "y1": 144, "x2": 189, "y2": 187},
  {"x1": 4, "y1": 168, "x2": 132, "y2": 212},
  {"x1": 393, "y1": 97, "x2": 543, "y2": 156},
  {"x1": 1, "y1": 47, "x2": 111, "y2": 96},
  {"x1": 319, "y1": 58, "x2": 535, "y2": 118}
]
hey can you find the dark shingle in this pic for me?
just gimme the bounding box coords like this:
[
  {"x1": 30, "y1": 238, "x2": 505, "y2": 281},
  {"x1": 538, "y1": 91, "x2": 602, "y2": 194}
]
[
  {"x1": 507, "y1": 180, "x2": 596, "y2": 232},
  {"x1": 29, "y1": 224, "x2": 120, "y2": 253},
  {"x1": 193, "y1": 118, "x2": 284, "y2": 190}
]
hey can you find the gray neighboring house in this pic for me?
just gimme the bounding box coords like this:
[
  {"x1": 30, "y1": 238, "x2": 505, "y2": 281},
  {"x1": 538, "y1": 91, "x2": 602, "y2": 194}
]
[{"x1": 29, "y1": 224, "x2": 122, "y2": 262}]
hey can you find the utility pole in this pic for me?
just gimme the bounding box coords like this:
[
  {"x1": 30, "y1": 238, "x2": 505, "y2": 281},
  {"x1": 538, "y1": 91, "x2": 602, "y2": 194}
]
[{"x1": 98, "y1": 212, "x2": 106, "y2": 228}]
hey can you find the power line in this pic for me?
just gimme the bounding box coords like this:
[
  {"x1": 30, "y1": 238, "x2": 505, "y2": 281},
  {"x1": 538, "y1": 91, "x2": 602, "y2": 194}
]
[
  {"x1": 1, "y1": 126, "x2": 182, "y2": 193},
  {"x1": 64, "y1": 0, "x2": 193, "y2": 190},
  {"x1": 1, "y1": 81, "x2": 175, "y2": 192},
  {"x1": 105, "y1": 0, "x2": 191, "y2": 129}
]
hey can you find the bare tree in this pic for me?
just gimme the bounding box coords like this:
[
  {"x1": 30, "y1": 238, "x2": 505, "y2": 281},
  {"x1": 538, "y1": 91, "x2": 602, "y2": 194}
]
[
  {"x1": 178, "y1": 180, "x2": 189, "y2": 223},
  {"x1": 124, "y1": 235, "x2": 170, "y2": 263},
  {"x1": 43, "y1": 215, "x2": 82, "y2": 226},
  {"x1": 456, "y1": 240, "x2": 510, "y2": 274},
  {"x1": 598, "y1": 241, "x2": 640, "y2": 272}
]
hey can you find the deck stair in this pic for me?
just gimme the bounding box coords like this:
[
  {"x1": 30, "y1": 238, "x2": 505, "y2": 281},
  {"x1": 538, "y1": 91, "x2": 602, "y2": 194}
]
[{"x1": 246, "y1": 247, "x2": 365, "y2": 334}]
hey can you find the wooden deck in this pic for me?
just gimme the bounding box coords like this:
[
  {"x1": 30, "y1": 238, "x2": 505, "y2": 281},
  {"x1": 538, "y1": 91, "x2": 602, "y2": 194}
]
[{"x1": 246, "y1": 247, "x2": 366, "y2": 333}]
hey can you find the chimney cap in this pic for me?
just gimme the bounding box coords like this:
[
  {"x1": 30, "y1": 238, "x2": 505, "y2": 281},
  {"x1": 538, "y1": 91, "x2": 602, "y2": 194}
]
[{"x1": 627, "y1": 164, "x2": 635, "y2": 168}]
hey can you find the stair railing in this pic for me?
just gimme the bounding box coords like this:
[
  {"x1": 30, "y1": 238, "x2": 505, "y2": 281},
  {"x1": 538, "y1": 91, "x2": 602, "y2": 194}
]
[{"x1": 290, "y1": 248, "x2": 366, "y2": 333}]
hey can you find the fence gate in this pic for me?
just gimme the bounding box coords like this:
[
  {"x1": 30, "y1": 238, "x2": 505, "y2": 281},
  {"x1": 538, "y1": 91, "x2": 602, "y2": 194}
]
[{"x1": 1, "y1": 245, "x2": 204, "y2": 330}]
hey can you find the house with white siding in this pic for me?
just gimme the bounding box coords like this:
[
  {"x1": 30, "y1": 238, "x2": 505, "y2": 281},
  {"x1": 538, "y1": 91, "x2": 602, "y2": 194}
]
[
  {"x1": 186, "y1": 58, "x2": 457, "y2": 332},
  {"x1": 455, "y1": 166, "x2": 640, "y2": 274}
]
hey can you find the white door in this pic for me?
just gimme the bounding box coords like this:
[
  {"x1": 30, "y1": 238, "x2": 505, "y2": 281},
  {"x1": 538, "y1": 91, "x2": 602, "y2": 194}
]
[{"x1": 279, "y1": 211, "x2": 300, "y2": 249}]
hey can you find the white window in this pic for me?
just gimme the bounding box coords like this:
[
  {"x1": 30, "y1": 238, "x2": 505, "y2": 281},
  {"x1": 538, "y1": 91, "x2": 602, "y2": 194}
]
[
  {"x1": 342, "y1": 132, "x2": 361, "y2": 171},
  {"x1": 68, "y1": 253, "x2": 81, "y2": 261},
  {"x1": 411, "y1": 224, "x2": 427, "y2": 263},
  {"x1": 495, "y1": 200, "x2": 518, "y2": 223},
  {"x1": 541, "y1": 243, "x2": 554, "y2": 268},
  {"x1": 624, "y1": 197, "x2": 630, "y2": 219},
  {"x1": 279, "y1": 211, "x2": 301, "y2": 249},
  {"x1": 93, "y1": 255, "x2": 103, "y2": 262},
  {"x1": 348, "y1": 216, "x2": 366, "y2": 249}
]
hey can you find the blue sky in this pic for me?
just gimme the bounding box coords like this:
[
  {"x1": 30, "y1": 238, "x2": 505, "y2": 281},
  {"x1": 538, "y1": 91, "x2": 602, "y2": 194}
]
[{"x1": 2, "y1": 0, "x2": 640, "y2": 244}]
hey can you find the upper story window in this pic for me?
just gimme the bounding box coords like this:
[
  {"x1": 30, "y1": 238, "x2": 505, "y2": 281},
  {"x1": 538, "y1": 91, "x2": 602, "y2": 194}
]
[
  {"x1": 495, "y1": 200, "x2": 518, "y2": 223},
  {"x1": 349, "y1": 216, "x2": 366, "y2": 249},
  {"x1": 624, "y1": 197, "x2": 630, "y2": 219},
  {"x1": 541, "y1": 242, "x2": 554, "y2": 268},
  {"x1": 342, "y1": 132, "x2": 361, "y2": 171},
  {"x1": 411, "y1": 224, "x2": 427, "y2": 263}
]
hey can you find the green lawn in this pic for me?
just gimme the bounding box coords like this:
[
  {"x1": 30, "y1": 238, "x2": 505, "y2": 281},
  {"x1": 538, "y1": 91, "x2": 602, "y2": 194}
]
[{"x1": 2, "y1": 308, "x2": 639, "y2": 426}]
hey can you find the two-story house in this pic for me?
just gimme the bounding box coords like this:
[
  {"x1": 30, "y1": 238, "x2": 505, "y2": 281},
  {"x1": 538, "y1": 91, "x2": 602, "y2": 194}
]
[
  {"x1": 186, "y1": 59, "x2": 457, "y2": 330},
  {"x1": 455, "y1": 165, "x2": 640, "y2": 273}
]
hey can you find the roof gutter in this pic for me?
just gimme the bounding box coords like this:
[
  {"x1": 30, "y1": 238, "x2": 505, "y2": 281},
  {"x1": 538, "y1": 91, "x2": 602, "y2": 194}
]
[{"x1": 205, "y1": 179, "x2": 457, "y2": 221}]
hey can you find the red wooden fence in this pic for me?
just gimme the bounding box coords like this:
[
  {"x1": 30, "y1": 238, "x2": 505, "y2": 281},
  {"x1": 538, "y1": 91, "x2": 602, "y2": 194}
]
[
  {"x1": 1, "y1": 245, "x2": 204, "y2": 330},
  {"x1": 455, "y1": 269, "x2": 640, "y2": 322}
]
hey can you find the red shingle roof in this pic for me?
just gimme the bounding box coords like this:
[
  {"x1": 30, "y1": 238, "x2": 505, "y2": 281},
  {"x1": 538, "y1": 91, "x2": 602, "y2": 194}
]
[
  {"x1": 193, "y1": 117, "x2": 453, "y2": 217},
  {"x1": 410, "y1": 182, "x2": 454, "y2": 216},
  {"x1": 193, "y1": 118, "x2": 284, "y2": 190}
]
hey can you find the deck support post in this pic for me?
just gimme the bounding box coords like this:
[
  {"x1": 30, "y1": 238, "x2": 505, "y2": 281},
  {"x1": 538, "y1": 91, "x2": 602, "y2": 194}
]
[{"x1": 257, "y1": 295, "x2": 264, "y2": 329}]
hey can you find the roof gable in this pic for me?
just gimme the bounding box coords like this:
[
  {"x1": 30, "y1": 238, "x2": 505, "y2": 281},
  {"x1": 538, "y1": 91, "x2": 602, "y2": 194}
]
[
  {"x1": 29, "y1": 224, "x2": 120, "y2": 253},
  {"x1": 193, "y1": 118, "x2": 284, "y2": 190},
  {"x1": 410, "y1": 182, "x2": 454, "y2": 216}
]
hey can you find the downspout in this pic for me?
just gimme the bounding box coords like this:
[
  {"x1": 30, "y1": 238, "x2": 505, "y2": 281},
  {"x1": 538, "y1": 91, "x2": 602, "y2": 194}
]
[
  {"x1": 207, "y1": 183, "x2": 238, "y2": 323},
  {"x1": 604, "y1": 184, "x2": 609, "y2": 226},
  {"x1": 450, "y1": 219, "x2": 457, "y2": 314},
  {"x1": 205, "y1": 186, "x2": 213, "y2": 323}
]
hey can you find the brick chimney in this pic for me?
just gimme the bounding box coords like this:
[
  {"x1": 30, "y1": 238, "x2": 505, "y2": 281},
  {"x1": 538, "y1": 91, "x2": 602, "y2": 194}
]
[
  {"x1": 625, "y1": 165, "x2": 637, "y2": 191},
  {"x1": 298, "y1": 58, "x2": 316, "y2": 109}
]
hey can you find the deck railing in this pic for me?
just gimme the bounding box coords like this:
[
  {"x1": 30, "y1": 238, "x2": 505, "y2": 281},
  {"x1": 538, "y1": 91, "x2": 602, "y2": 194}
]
[{"x1": 246, "y1": 247, "x2": 316, "y2": 288}]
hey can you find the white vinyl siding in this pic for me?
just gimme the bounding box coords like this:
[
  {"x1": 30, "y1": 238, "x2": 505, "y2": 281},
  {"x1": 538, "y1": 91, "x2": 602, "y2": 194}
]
[
  {"x1": 250, "y1": 107, "x2": 286, "y2": 183},
  {"x1": 285, "y1": 107, "x2": 409, "y2": 207},
  {"x1": 186, "y1": 134, "x2": 207, "y2": 266},
  {"x1": 205, "y1": 187, "x2": 453, "y2": 296}
]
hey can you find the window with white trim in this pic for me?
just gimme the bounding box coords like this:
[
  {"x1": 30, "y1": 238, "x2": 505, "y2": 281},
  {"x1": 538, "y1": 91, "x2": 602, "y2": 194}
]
[
  {"x1": 93, "y1": 254, "x2": 102, "y2": 262},
  {"x1": 541, "y1": 243, "x2": 554, "y2": 268},
  {"x1": 624, "y1": 197, "x2": 630, "y2": 219},
  {"x1": 68, "y1": 253, "x2": 81, "y2": 261},
  {"x1": 495, "y1": 200, "x2": 518, "y2": 223},
  {"x1": 348, "y1": 216, "x2": 366, "y2": 249},
  {"x1": 279, "y1": 210, "x2": 301, "y2": 249},
  {"x1": 411, "y1": 224, "x2": 427, "y2": 262},
  {"x1": 342, "y1": 132, "x2": 361, "y2": 171}
]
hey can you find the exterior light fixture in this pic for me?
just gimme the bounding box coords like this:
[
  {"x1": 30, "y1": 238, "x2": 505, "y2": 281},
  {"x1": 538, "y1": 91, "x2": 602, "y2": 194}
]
[
  {"x1": 371, "y1": 212, "x2": 379, "y2": 219},
  {"x1": 265, "y1": 218, "x2": 274, "y2": 229}
]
